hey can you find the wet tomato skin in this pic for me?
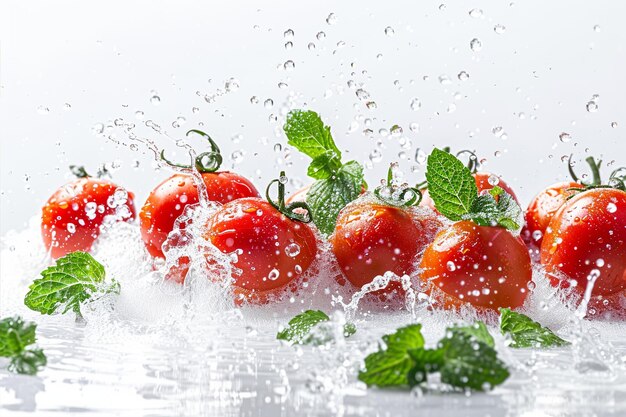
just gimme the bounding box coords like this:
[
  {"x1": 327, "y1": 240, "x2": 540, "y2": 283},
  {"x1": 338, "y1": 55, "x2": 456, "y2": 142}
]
[
  {"x1": 522, "y1": 181, "x2": 584, "y2": 248},
  {"x1": 540, "y1": 188, "x2": 626, "y2": 299},
  {"x1": 422, "y1": 172, "x2": 519, "y2": 211},
  {"x1": 204, "y1": 198, "x2": 318, "y2": 301},
  {"x1": 140, "y1": 172, "x2": 259, "y2": 258},
  {"x1": 41, "y1": 178, "x2": 136, "y2": 259},
  {"x1": 330, "y1": 202, "x2": 439, "y2": 292},
  {"x1": 419, "y1": 221, "x2": 532, "y2": 311}
]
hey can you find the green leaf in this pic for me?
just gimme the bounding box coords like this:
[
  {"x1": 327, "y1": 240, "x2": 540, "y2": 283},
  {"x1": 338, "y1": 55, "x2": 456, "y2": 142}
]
[
  {"x1": 307, "y1": 161, "x2": 364, "y2": 235},
  {"x1": 468, "y1": 186, "x2": 522, "y2": 231},
  {"x1": 0, "y1": 317, "x2": 36, "y2": 357},
  {"x1": 425, "y1": 148, "x2": 478, "y2": 220},
  {"x1": 277, "y1": 310, "x2": 355, "y2": 345},
  {"x1": 24, "y1": 252, "x2": 108, "y2": 315},
  {"x1": 9, "y1": 348, "x2": 47, "y2": 376},
  {"x1": 307, "y1": 150, "x2": 343, "y2": 180},
  {"x1": 438, "y1": 327, "x2": 510, "y2": 391},
  {"x1": 449, "y1": 322, "x2": 495, "y2": 348},
  {"x1": 284, "y1": 110, "x2": 341, "y2": 161},
  {"x1": 499, "y1": 308, "x2": 570, "y2": 348},
  {"x1": 407, "y1": 348, "x2": 444, "y2": 386},
  {"x1": 358, "y1": 324, "x2": 425, "y2": 387},
  {"x1": 0, "y1": 316, "x2": 46, "y2": 375}
]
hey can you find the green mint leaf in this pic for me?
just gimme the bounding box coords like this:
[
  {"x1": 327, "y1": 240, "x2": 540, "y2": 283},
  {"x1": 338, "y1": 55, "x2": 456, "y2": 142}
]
[
  {"x1": 277, "y1": 310, "x2": 330, "y2": 344},
  {"x1": 0, "y1": 317, "x2": 36, "y2": 357},
  {"x1": 0, "y1": 316, "x2": 47, "y2": 375},
  {"x1": 9, "y1": 348, "x2": 47, "y2": 376},
  {"x1": 307, "y1": 150, "x2": 343, "y2": 180},
  {"x1": 438, "y1": 326, "x2": 510, "y2": 391},
  {"x1": 284, "y1": 110, "x2": 341, "y2": 161},
  {"x1": 407, "y1": 348, "x2": 444, "y2": 386},
  {"x1": 499, "y1": 308, "x2": 570, "y2": 348},
  {"x1": 450, "y1": 322, "x2": 495, "y2": 348},
  {"x1": 307, "y1": 160, "x2": 364, "y2": 235},
  {"x1": 468, "y1": 186, "x2": 522, "y2": 231},
  {"x1": 425, "y1": 148, "x2": 478, "y2": 220},
  {"x1": 24, "y1": 252, "x2": 108, "y2": 316},
  {"x1": 277, "y1": 310, "x2": 355, "y2": 345},
  {"x1": 358, "y1": 324, "x2": 425, "y2": 387}
]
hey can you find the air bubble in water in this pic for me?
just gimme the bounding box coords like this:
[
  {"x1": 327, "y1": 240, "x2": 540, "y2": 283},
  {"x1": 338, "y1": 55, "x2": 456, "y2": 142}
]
[
  {"x1": 384, "y1": 26, "x2": 395, "y2": 36},
  {"x1": 470, "y1": 38, "x2": 482, "y2": 52},
  {"x1": 285, "y1": 243, "x2": 301, "y2": 257}
]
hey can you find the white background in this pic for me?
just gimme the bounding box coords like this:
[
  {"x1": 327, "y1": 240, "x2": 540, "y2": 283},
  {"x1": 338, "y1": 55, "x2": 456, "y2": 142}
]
[{"x1": 1, "y1": 0, "x2": 625, "y2": 234}]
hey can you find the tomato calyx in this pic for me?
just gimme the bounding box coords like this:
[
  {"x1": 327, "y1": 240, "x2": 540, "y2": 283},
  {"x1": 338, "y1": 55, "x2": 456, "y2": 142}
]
[
  {"x1": 266, "y1": 171, "x2": 313, "y2": 223},
  {"x1": 159, "y1": 129, "x2": 224, "y2": 173},
  {"x1": 566, "y1": 154, "x2": 626, "y2": 197},
  {"x1": 69, "y1": 165, "x2": 111, "y2": 179},
  {"x1": 374, "y1": 164, "x2": 422, "y2": 207}
]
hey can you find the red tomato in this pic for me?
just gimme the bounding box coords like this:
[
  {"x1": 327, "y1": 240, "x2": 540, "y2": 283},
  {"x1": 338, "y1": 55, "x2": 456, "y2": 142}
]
[
  {"x1": 419, "y1": 221, "x2": 532, "y2": 311},
  {"x1": 204, "y1": 198, "x2": 318, "y2": 303},
  {"x1": 521, "y1": 181, "x2": 584, "y2": 248},
  {"x1": 541, "y1": 188, "x2": 626, "y2": 307},
  {"x1": 330, "y1": 201, "x2": 440, "y2": 295},
  {"x1": 42, "y1": 178, "x2": 136, "y2": 259},
  {"x1": 422, "y1": 172, "x2": 519, "y2": 211},
  {"x1": 140, "y1": 172, "x2": 259, "y2": 258}
]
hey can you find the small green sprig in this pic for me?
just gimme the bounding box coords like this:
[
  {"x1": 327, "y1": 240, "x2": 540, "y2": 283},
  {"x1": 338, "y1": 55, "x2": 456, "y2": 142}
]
[
  {"x1": 277, "y1": 310, "x2": 356, "y2": 346},
  {"x1": 0, "y1": 316, "x2": 47, "y2": 375}
]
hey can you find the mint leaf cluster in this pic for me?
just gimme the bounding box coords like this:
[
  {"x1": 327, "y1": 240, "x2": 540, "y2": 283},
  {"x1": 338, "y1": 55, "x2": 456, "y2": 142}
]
[
  {"x1": 24, "y1": 252, "x2": 119, "y2": 316},
  {"x1": 0, "y1": 316, "x2": 47, "y2": 375},
  {"x1": 284, "y1": 110, "x2": 365, "y2": 235},
  {"x1": 499, "y1": 308, "x2": 570, "y2": 348},
  {"x1": 359, "y1": 322, "x2": 509, "y2": 391},
  {"x1": 277, "y1": 310, "x2": 356, "y2": 345},
  {"x1": 425, "y1": 148, "x2": 522, "y2": 231}
]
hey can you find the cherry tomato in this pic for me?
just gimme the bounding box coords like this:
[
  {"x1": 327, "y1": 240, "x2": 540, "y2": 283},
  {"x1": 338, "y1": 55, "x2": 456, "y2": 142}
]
[
  {"x1": 140, "y1": 172, "x2": 259, "y2": 258},
  {"x1": 521, "y1": 181, "x2": 584, "y2": 249},
  {"x1": 204, "y1": 197, "x2": 318, "y2": 303},
  {"x1": 330, "y1": 200, "x2": 441, "y2": 296},
  {"x1": 422, "y1": 172, "x2": 519, "y2": 211},
  {"x1": 419, "y1": 221, "x2": 532, "y2": 311},
  {"x1": 42, "y1": 178, "x2": 136, "y2": 259},
  {"x1": 541, "y1": 188, "x2": 626, "y2": 308}
]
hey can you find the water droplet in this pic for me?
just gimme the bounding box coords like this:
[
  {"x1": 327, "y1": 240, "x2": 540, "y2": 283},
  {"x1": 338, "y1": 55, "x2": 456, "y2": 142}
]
[
  {"x1": 264, "y1": 98, "x2": 274, "y2": 108},
  {"x1": 369, "y1": 149, "x2": 383, "y2": 163},
  {"x1": 150, "y1": 95, "x2": 161, "y2": 105},
  {"x1": 355, "y1": 88, "x2": 370, "y2": 101},
  {"x1": 231, "y1": 150, "x2": 244, "y2": 164},
  {"x1": 37, "y1": 106, "x2": 50, "y2": 115},
  {"x1": 384, "y1": 26, "x2": 395, "y2": 36},
  {"x1": 593, "y1": 24, "x2": 601, "y2": 32},
  {"x1": 135, "y1": 110, "x2": 144, "y2": 119},
  {"x1": 285, "y1": 243, "x2": 301, "y2": 257},
  {"x1": 279, "y1": 174, "x2": 288, "y2": 184},
  {"x1": 607, "y1": 202, "x2": 617, "y2": 213},
  {"x1": 409, "y1": 122, "x2": 419, "y2": 133},
  {"x1": 316, "y1": 31, "x2": 326, "y2": 40},
  {"x1": 67, "y1": 223, "x2": 76, "y2": 234},
  {"x1": 438, "y1": 74, "x2": 451, "y2": 85},
  {"x1": 274, "y1": 143, "x2": 282, "y2": 152},
  {"x1": 611, "y1": 121, "x2": 618, "y2": 128},
  {"x1": 224, "y1": 77, "x2": 240, "y2": 92},
  {"x1": 366, "y1": 101, "x2": 377, "y2": 109},
  {"x1": 308, "y1": 42, "x2": 316, "y2": 50},
  {"x1": 415, "y1": 149, "x2": 427, "y2": 164},
  {"x1": 326, "y1": 13, "x2": 337, "y2": 25},
  {"x1": 469, "y1": 8, "x2": 483, "y2": 18},
  {"x1": 250, "y1": 96, "x2": 259, "y2": 104},
  {"x1": 410, "y1": 98, "x2": 422, "y2": 111},
  {"x1": 192, "y1": 107, "x2": 199, "y2": 114},
  {"x1": 268, "y1": 268, "x2": 280, "y2": 281},
  {"x1": 446, "y1": 261, "x2": 456, "y2": 271},
  {"x1": 172, "y1": 116, "x2": 186, "y2": 128},
  {"x1": 488, "y1": 175, "x2": 500, "y2": 186},
  {"x1": 559, "y1": 132, "x2": 571, "y2": 143},
  {"x1": 470, "y1": 38, "x2": 482, "y2": 52},
  {"x1": 284, "y1": 29, "x2": 294, "y2": 39},
  {"x1": 492, "y1": 126, "x2": 504, "y2": 137},
  {"x1": 284, "y1": 60, "x2": 295, "y2": 71},
  {"x1": 458, "y1": 71, "x2": 470, "y2": 81},
  {"x1": 284, "y1": 41, "x2": 293, "y2": 50},
  {"x1": 494, "y1": 24, "x2": 506, "y2": 34},
  {"x1": 63, "y1": 103, "x2": 72, "y2": 110},
  {"x1": 586, "y1": 100, "x2": 598, "y2": 113},
  {"x1": 447, "y1": 103, "x2": 457, "y2": 113}
]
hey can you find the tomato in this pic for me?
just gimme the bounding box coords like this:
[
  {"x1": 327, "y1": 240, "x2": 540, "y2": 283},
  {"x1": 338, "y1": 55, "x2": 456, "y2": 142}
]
[
  {"x1": 541, "y1": 188, "x2": 626, "y2": 309},
  {"x1": 419, "y1": 221, "x2": 532, "y2": 311},
  {"x1": 140, "y1": 172, "x2": 259, "y2": 258},
  {"x1": 204, "y1": 197, "x2": 318, "y2": 303},
  {"x1": 521, "y1": 181, "x2": 584, "y2": 249},
  {"x1": 330, "y1": 200, "x2": 441, "y2": 296},
  {"x1": 422, "y1": 172, "x2": 519, "y2": 211},
  {"x1": 42, "y1": 177, "x2": 136, "y2": 259}
]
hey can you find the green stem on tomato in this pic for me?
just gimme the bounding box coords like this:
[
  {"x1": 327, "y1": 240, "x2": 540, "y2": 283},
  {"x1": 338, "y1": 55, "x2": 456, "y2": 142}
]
[
  {"x1": 266, "y1": 171, "x2": 313, "y2": 223},
  {"x1": 568, "y1": 154, "x2": 602, "y2": 186},
  {"x1": 69, "y1": 165, "x2": 90, "y2": 178},
  {"x1": 375, "y1": 165, "x2": 423, "y2": 207},
  {"x1": 160, "y1": 129, "x2": 223, "y2": 173}
]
